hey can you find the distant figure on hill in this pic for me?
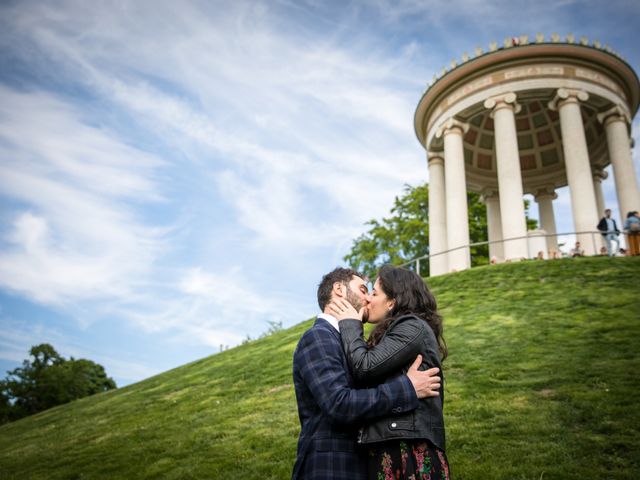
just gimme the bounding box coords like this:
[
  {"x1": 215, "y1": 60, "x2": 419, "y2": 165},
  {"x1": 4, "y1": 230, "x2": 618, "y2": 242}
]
[
  {"x1": 291, "y1": 267, "x2": 441, "y2": 480},
  {"x1": 597, "y1": 209, "x2": 621, "y2": 256},
  {"x1": 624, "y1": 211, "x2": 640, "y2": 256},
  {"x1": 570, "y1": 241, "x2": 584, "y2": 258},
  {"x1": 536, "y1": 251, "x2": 545, "y2": 260},
  {"x1": 328, "y1": 265, "x2": 450, "y2": 480}
]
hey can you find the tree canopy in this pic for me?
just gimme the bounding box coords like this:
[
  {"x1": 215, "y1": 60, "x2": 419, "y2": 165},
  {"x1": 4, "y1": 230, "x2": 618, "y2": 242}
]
[
  {"x1": 343, "y1": 183, "x2": 537, "y2": 279},
  {"x1": 0, "y1": 344, "x2": 116, "y2": 424}
]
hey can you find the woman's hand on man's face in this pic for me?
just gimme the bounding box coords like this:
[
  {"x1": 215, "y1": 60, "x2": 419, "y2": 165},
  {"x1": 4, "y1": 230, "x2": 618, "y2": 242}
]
[{"x1": 327, "y1": 297, "x2": 365, "y2": 321}]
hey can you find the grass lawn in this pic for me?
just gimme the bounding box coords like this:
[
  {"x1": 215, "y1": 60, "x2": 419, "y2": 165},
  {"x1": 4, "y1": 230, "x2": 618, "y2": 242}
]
[{"x1": 0, "y1": 256, "x2": 638, "y2": 479}]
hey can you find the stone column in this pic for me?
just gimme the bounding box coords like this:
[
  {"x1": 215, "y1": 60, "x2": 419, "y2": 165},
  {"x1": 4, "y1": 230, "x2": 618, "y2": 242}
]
[
  {"x1": 534, "y1": 186, "x2": 559, "y2": 255},
  {"x1": 428, "y1": 151, "x2": 448, "y2": 276},
  {"x1": 480, "y1": 188, "x2": 504, "y2": 262},
  {"x1": 597, "y1": 105, "x2": 640, "y2": 219},
  {"x1": 484, "y1": 92, "x2": 529, "y2": 261},
  {"x1": 549, "y1": 88, "x2": 601, "y2": 255},
  {"x1": 592, "y1": 168, "x2": 608, "y2": 218},
  {"x1": 437, "y1": 118, "x2": 471, "y2": 272}
]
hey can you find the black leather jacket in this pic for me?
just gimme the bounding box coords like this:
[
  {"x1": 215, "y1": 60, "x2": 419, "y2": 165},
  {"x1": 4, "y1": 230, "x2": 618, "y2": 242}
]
[{"x1": 338, "y1": 315, "x2": 445, "y2": 451}]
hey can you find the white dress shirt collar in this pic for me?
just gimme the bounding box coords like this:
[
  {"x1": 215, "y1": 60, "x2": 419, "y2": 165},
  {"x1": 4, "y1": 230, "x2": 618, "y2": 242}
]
[{"x1": 317, "y1": 313, "x2": 340, "y2": 331}]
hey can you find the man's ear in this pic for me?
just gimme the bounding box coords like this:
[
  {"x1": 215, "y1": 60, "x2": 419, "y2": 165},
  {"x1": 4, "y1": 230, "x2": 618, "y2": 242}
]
[{"x1": 332, "y1": 281, "x2": 345, "y2": 298}]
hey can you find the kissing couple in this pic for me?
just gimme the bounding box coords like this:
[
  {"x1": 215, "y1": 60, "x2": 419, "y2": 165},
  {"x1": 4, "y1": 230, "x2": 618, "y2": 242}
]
[{"x1": 292, "y1": 265, "x2": 450, "y2": 479}]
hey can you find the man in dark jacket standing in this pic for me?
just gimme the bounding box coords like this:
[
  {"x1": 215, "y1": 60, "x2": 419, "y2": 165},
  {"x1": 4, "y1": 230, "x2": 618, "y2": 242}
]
[
  {"x1": 597, "y1": 209, "x2": 621, "y2": 256},
  {"x1": 292, "y1": 267, "x2": 440, "y2": 480}
]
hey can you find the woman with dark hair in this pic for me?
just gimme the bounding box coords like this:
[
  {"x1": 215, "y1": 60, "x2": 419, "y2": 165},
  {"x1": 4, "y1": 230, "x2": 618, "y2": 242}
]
[{"x1": 328, "y1": 264, "x2": 450, "y2": 480}]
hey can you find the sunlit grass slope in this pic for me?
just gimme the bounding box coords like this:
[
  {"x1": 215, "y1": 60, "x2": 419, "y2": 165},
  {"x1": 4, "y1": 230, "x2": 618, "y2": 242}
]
[{"x1": 0, "y1": 256, "x2": 639, "y2": 479}]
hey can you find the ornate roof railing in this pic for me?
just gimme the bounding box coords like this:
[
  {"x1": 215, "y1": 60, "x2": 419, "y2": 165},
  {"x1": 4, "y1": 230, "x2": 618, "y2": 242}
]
[{"x1": 425, "y1": 33, "x2": 628, "y2": 96}]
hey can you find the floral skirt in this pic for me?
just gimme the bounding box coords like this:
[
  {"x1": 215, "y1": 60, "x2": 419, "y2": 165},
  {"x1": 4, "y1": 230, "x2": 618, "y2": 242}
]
[{"x1": 367, "y1": 439, "x2": 450, "y2": 480}]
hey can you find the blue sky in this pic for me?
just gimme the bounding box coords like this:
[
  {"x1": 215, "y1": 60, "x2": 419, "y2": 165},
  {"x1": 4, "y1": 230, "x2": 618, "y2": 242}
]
[{"x1": 1, "y1": 0, "x2": 639, "y2": 386}]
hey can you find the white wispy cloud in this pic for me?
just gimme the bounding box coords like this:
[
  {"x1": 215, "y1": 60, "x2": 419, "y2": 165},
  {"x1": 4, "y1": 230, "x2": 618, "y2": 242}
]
[
  {"x1": 0, "y1": 87, "x2": 167, "y2": 306},
  {"x1": 118, "y1": 265, "x2": 309, "y2": 348},
  {"x1": 2, "y1": 0, "x2": 430, "y2": 248}
]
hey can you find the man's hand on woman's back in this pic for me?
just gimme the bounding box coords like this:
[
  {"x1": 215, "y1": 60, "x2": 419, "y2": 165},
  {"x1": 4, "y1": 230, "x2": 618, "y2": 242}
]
[{"x1": 406, "y1": 355, "x2": 441, "y2": 398}]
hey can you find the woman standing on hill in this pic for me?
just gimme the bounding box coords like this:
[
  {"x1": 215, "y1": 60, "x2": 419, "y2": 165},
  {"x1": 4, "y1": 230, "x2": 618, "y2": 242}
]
[
  {"x1": 329, "y1": 265, "x2": 450, "y2": 480},
  {"x1": 624, "y1": 211, "x2": 640, "y2": 256}
]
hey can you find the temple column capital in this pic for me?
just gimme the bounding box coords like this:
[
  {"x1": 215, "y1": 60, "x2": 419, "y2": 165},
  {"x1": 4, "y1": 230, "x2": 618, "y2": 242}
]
[
  {"x1": 533, "y1": 185, "x2": 558, "y2": 201},
  {"x1": 548, "y1": 88, "x2": 589, "y2": 110},
  {"x1": 591, "y1": 167, "x2": 608, "y2": 183},
  {"x1": 436, "y1": 118, "x2": 470, "y2": 138},
  {"x1": 479, "y1": 187, "x2": 499, "y2": 203},
  {"x1": 484, "y1": 92, "x2": 521, "y2": 117},
  {"x1": 597, "y1": 104, "x2": 632, "y2": 127}
]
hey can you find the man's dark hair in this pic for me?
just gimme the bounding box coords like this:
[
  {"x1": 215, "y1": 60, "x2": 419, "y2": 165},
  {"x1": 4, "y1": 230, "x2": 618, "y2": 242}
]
[{"x1": 317, "y1": 267, "x2": 363, "y2": 311}]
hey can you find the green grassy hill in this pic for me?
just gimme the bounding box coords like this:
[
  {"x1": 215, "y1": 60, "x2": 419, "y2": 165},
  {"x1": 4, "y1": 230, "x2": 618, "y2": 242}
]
[{"x1": 1, "y1": 257, "x2": 639, "y2": 479}]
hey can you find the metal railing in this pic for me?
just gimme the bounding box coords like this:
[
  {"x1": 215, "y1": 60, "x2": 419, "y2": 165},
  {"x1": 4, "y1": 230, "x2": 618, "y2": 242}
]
[{"x1": 401, "y1": 230, "x2": 630, "y2": 276}]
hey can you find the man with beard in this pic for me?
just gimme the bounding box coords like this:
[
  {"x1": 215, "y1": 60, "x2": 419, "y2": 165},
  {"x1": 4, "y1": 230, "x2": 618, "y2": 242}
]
[{"x1": 292, "y1": 267, "x2": 441, "y2": 480}]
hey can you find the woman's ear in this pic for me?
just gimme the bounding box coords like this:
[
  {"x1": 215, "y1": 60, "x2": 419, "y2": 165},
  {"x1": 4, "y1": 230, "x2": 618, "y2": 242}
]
[{"x1": 387, "y1": 299, "x2": 396, "y2": 311}]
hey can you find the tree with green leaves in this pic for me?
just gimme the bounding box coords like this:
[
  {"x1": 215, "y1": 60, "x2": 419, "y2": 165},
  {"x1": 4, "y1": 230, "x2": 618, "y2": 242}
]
[
  {"x1": 0, "y1": 389, "x2": 11, "y2": 424},
  {"x1": 0, "y1": 344, "x2": 116, "y2": 424},
  {"x1": 343, "y1": 183, "x2": 537, "y2": 279}
]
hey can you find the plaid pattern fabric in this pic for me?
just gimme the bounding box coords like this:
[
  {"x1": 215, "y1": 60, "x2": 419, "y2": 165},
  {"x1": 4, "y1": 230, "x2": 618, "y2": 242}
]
[{"x1": 292, "y1": 318, "x2": 418, "y2": 479}]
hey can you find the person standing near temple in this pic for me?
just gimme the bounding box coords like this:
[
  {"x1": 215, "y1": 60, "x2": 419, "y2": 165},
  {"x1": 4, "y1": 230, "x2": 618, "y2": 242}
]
[
  {"x1": 597, "y1": 209, "x2": 621, "y2": 257},
  {"x1": 623, "y1": 211, "x2": 640, "y2": 256}
]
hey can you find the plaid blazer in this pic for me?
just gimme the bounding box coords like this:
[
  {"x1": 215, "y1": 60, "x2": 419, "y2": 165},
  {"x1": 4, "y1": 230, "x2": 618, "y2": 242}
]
[{"x1": 292, "y1": 317, "x2": 418, "y2": 480}]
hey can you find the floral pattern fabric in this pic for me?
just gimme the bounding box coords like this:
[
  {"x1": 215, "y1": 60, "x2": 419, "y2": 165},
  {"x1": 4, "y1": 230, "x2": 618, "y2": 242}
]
[{"x1": 367, "y1": 440, "x2": 450, "y2": 480}]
